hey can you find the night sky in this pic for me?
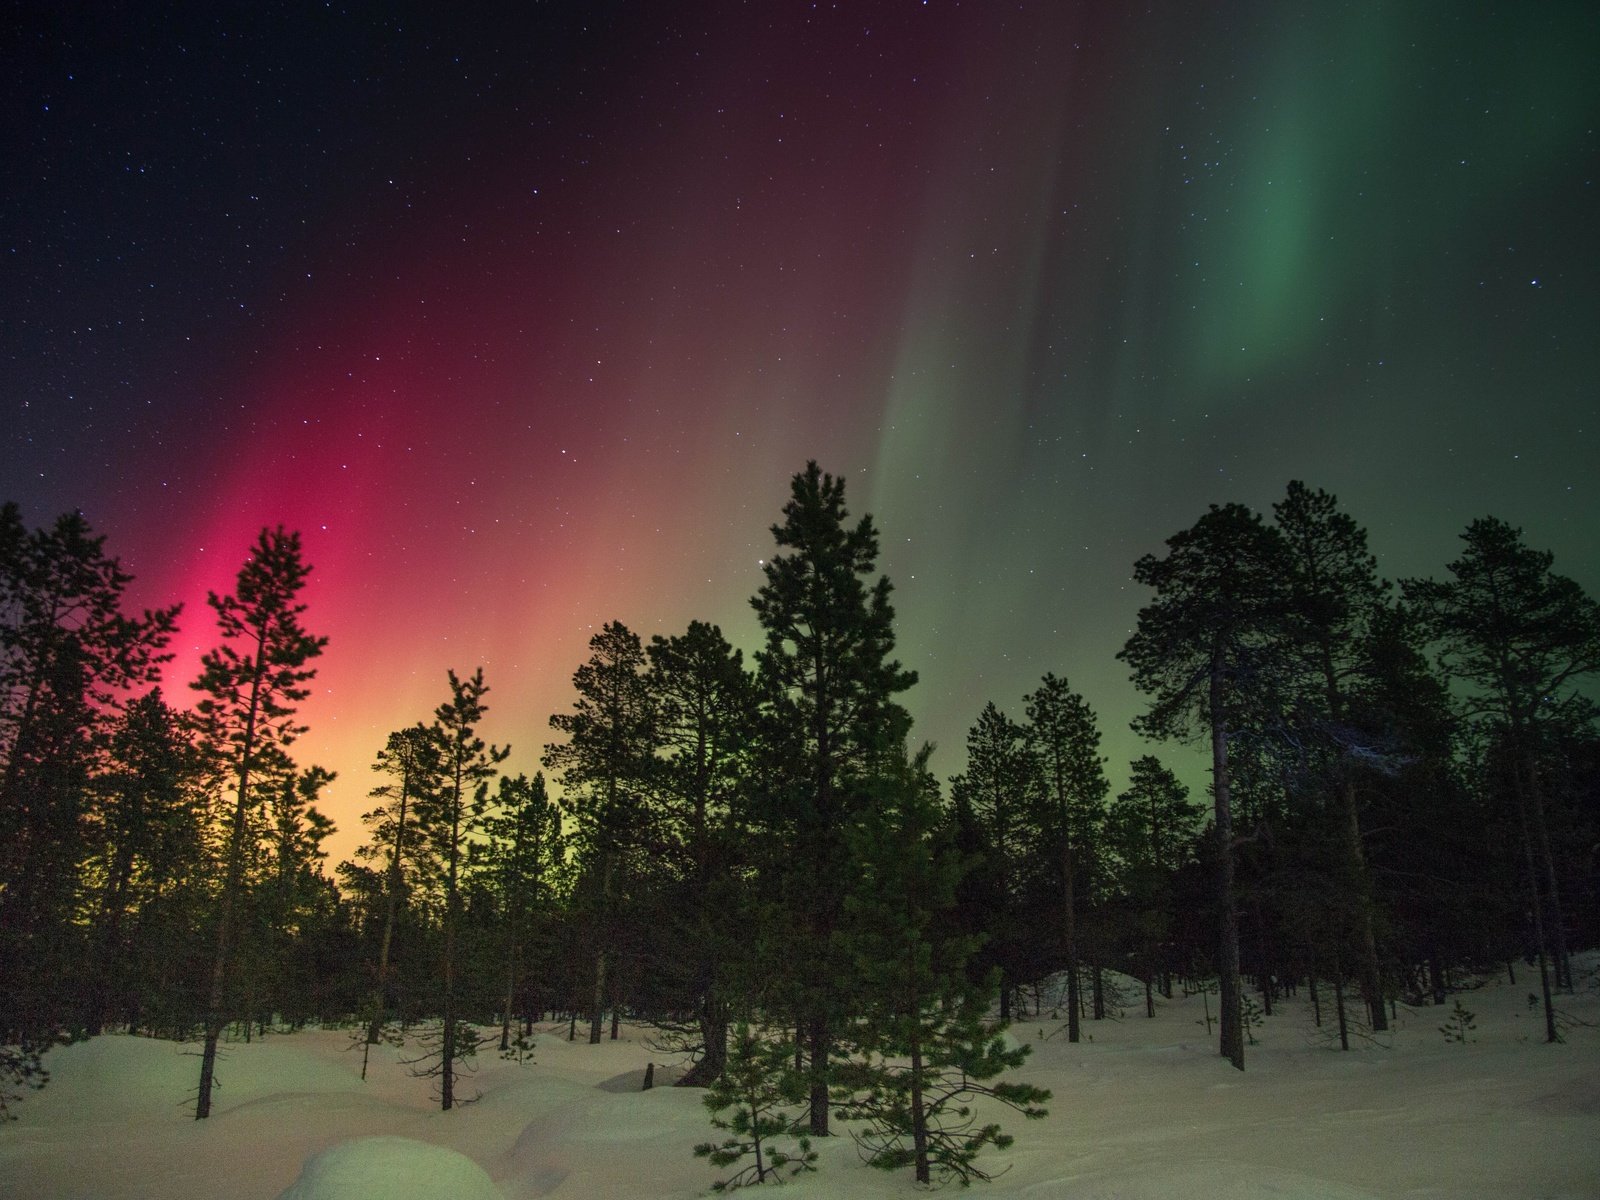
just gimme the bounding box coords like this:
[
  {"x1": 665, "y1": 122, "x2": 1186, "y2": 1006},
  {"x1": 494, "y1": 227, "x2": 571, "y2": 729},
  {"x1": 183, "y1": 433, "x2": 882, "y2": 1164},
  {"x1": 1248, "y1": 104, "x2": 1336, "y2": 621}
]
[{"x1": 6, "y1": 2, "x2": 1597, "y2": 859}]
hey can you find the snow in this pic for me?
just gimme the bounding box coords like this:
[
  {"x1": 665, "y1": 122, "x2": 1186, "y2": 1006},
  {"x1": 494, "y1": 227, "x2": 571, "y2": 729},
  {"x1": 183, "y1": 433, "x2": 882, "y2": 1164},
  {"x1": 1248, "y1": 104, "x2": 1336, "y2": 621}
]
[
  {"x1": 276, "y1": 1137, "x2": 500, "y2": 1200},
  {"x1": 4, "y1": 960, "x2": 1598, "y2": 1199}
]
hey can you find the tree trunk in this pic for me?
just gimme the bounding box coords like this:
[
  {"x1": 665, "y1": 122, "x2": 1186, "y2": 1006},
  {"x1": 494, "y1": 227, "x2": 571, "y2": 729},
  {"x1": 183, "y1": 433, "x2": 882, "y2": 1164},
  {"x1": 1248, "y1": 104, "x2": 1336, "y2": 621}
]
[
  {"x1": 1063, "y1": 832, "x2": 1080, "y2": 1043},
  {"x1": 90, "y1": 840, "x2": 138, "y2": 1036},
  {"x1": 500, "y1": 936, "x2": 520, "y2": 1053},
  {"x1": 196, "y1": 632, "x2": 267, "y2": 1120},
  {"x1": 807, "y1": 1015, "x2": 830, "y2": 1136},
  {"x1": 441, "y1": 902, "x2": 457, "y2": 1109},
  {"x1": 1210, "y1": 669, "x2": 1244, "y2": 1071},
  {"x1": 367, "y1": 770, "x2": 412, "y2": 1045},
  {"x1": 1522, "y1": 756, "x2": 1572, "y2": 990},
  {"x1": 1512, "y1": 762, "x2": 1560, "y2": 1043},
  {"x1": 1339, "y1": 778, "x2": 1388, "y2": 1031},
  {"x1": 1334, "y1": 970, "x2": 1349, "y2": 1051},
  {"x1": 909, "y1": 1029, "x2": 930, "y2": 1185},
  {"x1": 590, "y1": 851, "x2": 613, "y2": 1045},
  {"x1": 680, "y1": 990, "x2": 729, "y2": 1087}
]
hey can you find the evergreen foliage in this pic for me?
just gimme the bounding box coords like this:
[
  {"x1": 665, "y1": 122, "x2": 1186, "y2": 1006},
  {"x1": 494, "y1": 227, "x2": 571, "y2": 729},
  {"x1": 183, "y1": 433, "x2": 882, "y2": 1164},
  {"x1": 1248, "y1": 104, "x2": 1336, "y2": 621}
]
[
  {"x1": 693, "y1": 1024, "x2": 815, "y2": 1191},
  {"x1": 1439, "y1": 999, "x2": 1477, "y2": 1044},
  {"x1": 0, "y1": 469, "x2": 1594, "y2": 1151},
  {"x1": 749, "y1": 461, "x2": 916, "y2": 1135},
  {"x1": 358, "y1": 724, "x2": 444, "y2": 1053},
  {"x1": 833, "y1": 747, "x2": 1050, "y2": 1185},
  {"x1": 1404, "y1": 517, "x2": 1600, "y2": 1036},
  {"x1": 1022, "y1": 674, "x2": 1109, "y2": 1043},
  {"x1": 1, "y1": 505, "x2": 180, "y2": 1069},
  {"x1": 1118, "y1": 503, "x2": 1293, "y2": 1071},
  {"x1": 544, "y1": 621, "x2": 655, "y2": 1044},
  {"x1": 948, "y1": 702, "x2": 1036, "y2": 1018},
  {"x1": 482, "y1": 771, "x2": 562, "y2": 1056},
  {"x1": 419, "y1": 667, "x2": 507, "y2": 1110},
  {"x1": 190, "y1": 526, "x2": 326, "y2": 1119},
  {"x1": 644, "y1": 620, "x2": 755, "y2": 1084}
]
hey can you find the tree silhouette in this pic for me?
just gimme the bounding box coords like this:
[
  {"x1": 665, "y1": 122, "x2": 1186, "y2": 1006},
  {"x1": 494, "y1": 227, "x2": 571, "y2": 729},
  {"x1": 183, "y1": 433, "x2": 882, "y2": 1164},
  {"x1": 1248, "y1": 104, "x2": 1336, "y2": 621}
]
[
  {"x1": 191, "y1": 527, "x2": 325, "y2": 1119},
  {"x1": 750, "y1": 462, "x2": 916, "y2": 1135},
  {"x1": 1404, "y1": 517, "x2": 1600, "y2": 1038},
  {"x1": 1118, "y1": 503, "x2": 1291, "y2": 1071}
]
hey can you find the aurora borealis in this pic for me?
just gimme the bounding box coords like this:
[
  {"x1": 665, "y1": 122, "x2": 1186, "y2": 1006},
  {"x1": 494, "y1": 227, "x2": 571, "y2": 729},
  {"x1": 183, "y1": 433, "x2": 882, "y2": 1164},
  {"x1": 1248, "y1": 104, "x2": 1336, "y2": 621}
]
[{"x1": 5, "y1": 2, "x2": 1597, "y2": 857}]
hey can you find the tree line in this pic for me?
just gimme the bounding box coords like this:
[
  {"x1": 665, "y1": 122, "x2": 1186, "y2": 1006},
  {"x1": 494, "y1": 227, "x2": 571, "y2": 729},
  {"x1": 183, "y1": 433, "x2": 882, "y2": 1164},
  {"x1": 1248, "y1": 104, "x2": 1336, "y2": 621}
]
[{"x1": 1, "y1": 468, "x2": 1595, "y2": 1182}]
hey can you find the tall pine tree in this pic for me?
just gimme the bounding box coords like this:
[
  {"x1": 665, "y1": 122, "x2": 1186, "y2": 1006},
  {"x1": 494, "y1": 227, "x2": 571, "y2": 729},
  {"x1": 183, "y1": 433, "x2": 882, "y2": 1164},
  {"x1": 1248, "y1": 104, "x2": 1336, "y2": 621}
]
[
  {"x1": 1118, "y1": 503, "x2": 1291, "y2": 1071},
  {"x1": 1022, "y1": 674, "x2": 1108, "y2": 1042},
  {"x1": 191, "y1": 527, "x2": 324, "y2": 1119},
  {"x1": 1403, "y1": 517, "x2": 1600, "y2": 1038},
  {"x1": 750, "y1": 462, "x2": 916, "y2": 1135},
  {"x1": 645, "y1": 620, "x2": 756, "y2": 1084},
  {"x1": 544, "y1": 622, "x2": 655, "y2": 1044},
  {"x1": 1, "y1": 506, "x2": 179, "y2": 1087},
  {"x1": 1273, "y1": 481, "x2": 1392, "y2": 1030},
  {"x1": 420, "y1": 667, "x2": 506, "y2": 1109}
]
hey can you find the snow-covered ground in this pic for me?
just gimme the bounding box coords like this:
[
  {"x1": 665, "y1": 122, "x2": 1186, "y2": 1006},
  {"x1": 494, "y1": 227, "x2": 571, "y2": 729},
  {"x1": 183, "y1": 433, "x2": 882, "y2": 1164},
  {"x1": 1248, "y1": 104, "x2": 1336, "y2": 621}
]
[{"x1": 5, "y1": 960, "x2": 1597, "y2": 1199}]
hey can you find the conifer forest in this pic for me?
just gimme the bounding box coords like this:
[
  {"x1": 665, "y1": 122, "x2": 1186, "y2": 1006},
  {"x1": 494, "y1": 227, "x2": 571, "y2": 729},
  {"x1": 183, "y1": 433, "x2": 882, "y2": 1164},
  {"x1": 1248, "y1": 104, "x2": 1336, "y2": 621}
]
[{"x1": 2, "y1": 464, "x2": 1596, "y2": 1186}]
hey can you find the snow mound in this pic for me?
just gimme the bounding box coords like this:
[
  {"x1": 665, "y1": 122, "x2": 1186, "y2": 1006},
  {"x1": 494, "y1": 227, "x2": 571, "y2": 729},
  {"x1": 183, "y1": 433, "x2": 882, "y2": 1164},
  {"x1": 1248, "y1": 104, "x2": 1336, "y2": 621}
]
[{"x1": 275, "y1": 1136, "x2": 501, "y2": 1200}]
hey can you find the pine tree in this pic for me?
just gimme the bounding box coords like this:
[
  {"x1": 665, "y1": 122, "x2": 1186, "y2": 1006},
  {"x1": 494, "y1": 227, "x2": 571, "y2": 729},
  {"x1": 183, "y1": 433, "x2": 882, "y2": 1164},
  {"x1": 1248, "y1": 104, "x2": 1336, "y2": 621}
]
[
  {"x1": 1117, "y1": 503, "x2": 1292, "y2": 1071},
  {"x1": 1022, "y1": 674, "x2": 1108, "y2": 1043},
  {"x1": 1106, "y1": 756, "x2": 1202, "y2": 1014},
  {"x1": 261, "y1": 766, "x2": 337, "y2": 1028},
  {"x1": 833, "y1": 747, "x2": 1049, "y2": 1185},
  {"x1": 1273, "y1": 481, "x2": 1393, "y2": 1031},
  {"x1": 1, "y1": 506, "x2": 179, "y2": 1079},
  {"x1": 694, "y1": 1024, "x2": 815, "y2": 1190},
  {"x1": 191, "y1": 527, "x2": 324, "y2": 1119},
  {"x1": 645, "y1": 620, "x2": 756, "y2": 1084},
  {"x1": 482, "y1": 771, "x2": 562, "y2": 1056},
  {"x1": 358, "y1": 724, "x2": 444, "y2": 1051},
  {"x1": 1438, "y1": 999, "x2": 1476, "y2": 1044},
  {"x1": 544, "y1": 621, "x2": 656, "y2": 1044},
  {"x1": 948, "y1": 702, "x2": 1036, "y2": 1019},
  {"x1": 81, "y1": 689, "x2": 205, "y2": 1036},
  {"x1": 1403, "y1": 518, "x2": 1600, "y2": 1038},
  {"x1": 750, "y1": 462, "x2": 916, "y2": 1135},
  {"x1": 419, "y1": 667, "x2": 506, "y2": 1109}
]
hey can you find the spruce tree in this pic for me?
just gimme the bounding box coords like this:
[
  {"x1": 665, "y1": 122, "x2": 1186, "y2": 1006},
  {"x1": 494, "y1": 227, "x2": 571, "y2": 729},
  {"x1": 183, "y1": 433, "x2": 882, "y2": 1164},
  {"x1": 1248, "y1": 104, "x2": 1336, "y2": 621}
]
[
  {"x1": 1117, "y1": 503, "x2": 1292, "y2": 1071},
  {"x1": 750, "y1": 462, "x2": 916, "y2": 1135},
  {"x1": 261, "y1": 766, "x2": 337, "y2": 1028},
  {"x1": 191, "y1": 527, "x2": 324, "y2": 1119}
]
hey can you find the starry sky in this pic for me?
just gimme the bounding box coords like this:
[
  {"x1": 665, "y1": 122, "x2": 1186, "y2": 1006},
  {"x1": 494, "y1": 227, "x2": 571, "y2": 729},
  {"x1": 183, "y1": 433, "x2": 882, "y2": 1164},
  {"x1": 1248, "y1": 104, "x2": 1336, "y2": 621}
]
[{"x1": 6, "y1": 2, "x2": 1597, "y2": 860}]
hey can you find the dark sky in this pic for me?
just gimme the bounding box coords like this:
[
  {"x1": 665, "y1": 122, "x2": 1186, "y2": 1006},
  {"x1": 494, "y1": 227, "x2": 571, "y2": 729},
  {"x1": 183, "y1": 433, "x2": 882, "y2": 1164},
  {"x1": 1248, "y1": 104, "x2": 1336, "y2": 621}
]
[{"x1": 5, "y1": 1, "x2": 1597, "y2": 855}]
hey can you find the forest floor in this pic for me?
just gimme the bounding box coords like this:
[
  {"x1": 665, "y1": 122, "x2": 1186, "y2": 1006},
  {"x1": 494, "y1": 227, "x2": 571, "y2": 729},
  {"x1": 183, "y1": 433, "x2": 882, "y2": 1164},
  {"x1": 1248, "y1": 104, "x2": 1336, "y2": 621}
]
[{"x1": 4, "y1": 956, "x2": 1598, "y2": 1199}]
